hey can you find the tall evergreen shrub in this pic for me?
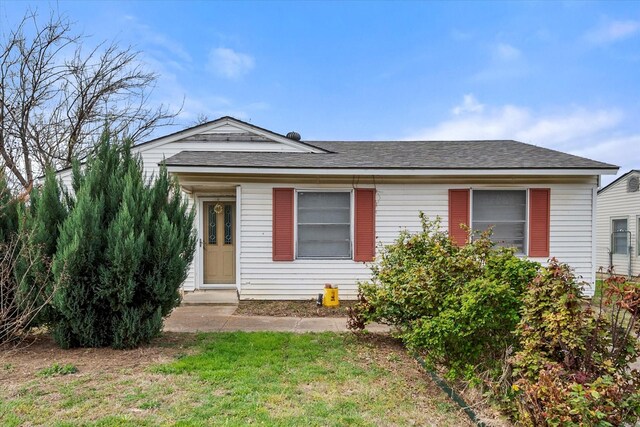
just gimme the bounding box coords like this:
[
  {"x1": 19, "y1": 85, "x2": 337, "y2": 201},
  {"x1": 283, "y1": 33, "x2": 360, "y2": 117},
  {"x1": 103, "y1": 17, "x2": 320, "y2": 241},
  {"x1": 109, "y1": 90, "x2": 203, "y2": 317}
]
[
  {"x1": 16, "y1": 169, "x2": 68, "y2": 325},
  {"x1": 51, "y1": 132, "x2": 196, "y2": 349}
]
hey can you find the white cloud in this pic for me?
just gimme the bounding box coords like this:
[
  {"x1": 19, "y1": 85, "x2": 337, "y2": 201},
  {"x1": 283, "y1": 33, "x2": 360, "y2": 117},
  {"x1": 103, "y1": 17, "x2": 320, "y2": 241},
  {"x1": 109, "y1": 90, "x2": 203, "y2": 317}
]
[
  {"x1": 410, "y1": 103, "x2": 529, "y2": 141},
  {"x1": 472, "y1": 42, "x2": 527, "y2": 82},
  {"x1": 208, "y1": 47, "x2": 255, "y2": 79},
  {"x1": 494, "y1": 43, "x2": 521, "y2": 61},
  {"x1": 452, "y1": 94, "x2": 484, "y2": 115},
  {"x1": 586, "y1": 20, "x2": 640, "y2": 44},
  {"x1": 123, "y1": 15, "x2": 192, "y2": 63},
  {"x1": 571, "y1": 135, "x2": 640, "y2": 186},
  {"x1": 407, "y1": 95, "x2": 640, "y2": 185},
  {"x1": 517, "y1": 109, "x2": 622, "y2": 148},
  {"x1": 410, "y1": 95, "x2": 623, "y2": 149}
]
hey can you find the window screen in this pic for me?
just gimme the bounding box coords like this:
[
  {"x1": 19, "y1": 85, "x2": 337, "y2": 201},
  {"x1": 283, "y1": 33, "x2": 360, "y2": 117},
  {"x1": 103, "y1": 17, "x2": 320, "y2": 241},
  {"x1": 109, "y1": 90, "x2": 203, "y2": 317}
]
[
  {"x1": 612, "y1": 219, "x2": 628, "y2": 255},
  {"x1": 472, "y1": 190, "x2": 527, "y2": 253},
  {"x1": 297, "y1": 192, "x2": 351, "y2": 258}
]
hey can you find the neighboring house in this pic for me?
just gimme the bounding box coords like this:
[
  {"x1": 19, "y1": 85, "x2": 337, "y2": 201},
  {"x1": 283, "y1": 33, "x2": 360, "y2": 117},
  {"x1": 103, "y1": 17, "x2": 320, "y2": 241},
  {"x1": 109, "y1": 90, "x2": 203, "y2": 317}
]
[
  {"x1": 59, "y1": 116, "x2": 618, "y2": 299},
  {"x1": 596, "y1": 170, "x2": 640, "y2": 278}
]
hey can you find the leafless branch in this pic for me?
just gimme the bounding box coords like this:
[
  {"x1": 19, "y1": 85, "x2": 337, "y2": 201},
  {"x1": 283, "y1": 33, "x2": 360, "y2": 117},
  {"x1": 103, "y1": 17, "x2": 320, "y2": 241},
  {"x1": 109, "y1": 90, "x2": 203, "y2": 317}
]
[
  {"x1": 0, "y1": 9, "x2": 179, "y2": 192},
  {"x1": 0, "y1": 233, "x2": 53, "y2": 347}
]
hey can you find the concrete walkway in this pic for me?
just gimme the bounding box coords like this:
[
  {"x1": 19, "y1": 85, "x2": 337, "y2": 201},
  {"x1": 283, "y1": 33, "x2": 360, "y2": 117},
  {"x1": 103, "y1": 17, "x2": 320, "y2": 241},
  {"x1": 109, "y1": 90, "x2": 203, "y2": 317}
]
[{"x1": 164, "y1": 305, "x2": 390, "y2": 333}]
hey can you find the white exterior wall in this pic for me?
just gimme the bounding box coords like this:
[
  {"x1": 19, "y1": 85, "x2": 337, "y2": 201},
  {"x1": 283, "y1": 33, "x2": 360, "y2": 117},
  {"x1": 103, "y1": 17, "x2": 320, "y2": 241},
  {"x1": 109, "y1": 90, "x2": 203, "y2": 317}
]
[
  {"x1": 596, "y1": 172, "x2": 640, "y2": 277},
  {"x1": 233, "y1": 179, "x2": 598, "y2": 300},
  {"x1": 57, "y1": 170, "x2": 599, "y2": 297}
]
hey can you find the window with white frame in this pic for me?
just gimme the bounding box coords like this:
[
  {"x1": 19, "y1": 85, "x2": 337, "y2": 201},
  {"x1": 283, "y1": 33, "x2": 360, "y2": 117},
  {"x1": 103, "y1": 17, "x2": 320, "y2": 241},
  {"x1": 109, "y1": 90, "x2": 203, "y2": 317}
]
[
  {"x1": 472, "y1": 190, "x2": 527, "y2": 253},
  {"x1": 297, "y1": 191, "x2": 351, "y2": 259},
  {"x1": 612, "y1": 218, "x2": 628, "y2": 255}
]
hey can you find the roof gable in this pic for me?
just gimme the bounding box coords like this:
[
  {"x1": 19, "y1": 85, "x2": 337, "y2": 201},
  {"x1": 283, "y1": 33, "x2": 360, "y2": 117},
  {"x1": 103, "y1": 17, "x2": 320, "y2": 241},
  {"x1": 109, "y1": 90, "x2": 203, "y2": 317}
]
[
  {"x1": 134, "y1": 116, "x2": 327, "y2": 154},
  {"x1": 598, "y1": 169, "x2": 640, "y2": 195}
]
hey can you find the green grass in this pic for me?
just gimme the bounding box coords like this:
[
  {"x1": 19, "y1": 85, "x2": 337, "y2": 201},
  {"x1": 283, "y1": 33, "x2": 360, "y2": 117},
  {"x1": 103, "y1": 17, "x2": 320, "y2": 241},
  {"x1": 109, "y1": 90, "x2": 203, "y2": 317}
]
[{"x1": 0, "y1": 332, "x2": 469, "y2": 426}]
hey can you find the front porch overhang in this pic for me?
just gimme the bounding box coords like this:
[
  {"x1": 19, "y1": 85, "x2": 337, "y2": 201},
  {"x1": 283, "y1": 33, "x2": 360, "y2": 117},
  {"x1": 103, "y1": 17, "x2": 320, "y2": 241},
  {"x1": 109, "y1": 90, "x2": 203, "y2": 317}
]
[{"x1": 166, "y1": 165, "x2": 619, "y2": 177}]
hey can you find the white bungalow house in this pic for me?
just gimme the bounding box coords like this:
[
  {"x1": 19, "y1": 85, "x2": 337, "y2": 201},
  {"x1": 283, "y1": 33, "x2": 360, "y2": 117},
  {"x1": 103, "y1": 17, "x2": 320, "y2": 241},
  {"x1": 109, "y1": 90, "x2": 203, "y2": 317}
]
[
  {"x1": 60, "y1": 116, "x2": 618, "y2": 299},
  {"x1": 596, "y1": 170, "x2": 640, "y2": 278}
]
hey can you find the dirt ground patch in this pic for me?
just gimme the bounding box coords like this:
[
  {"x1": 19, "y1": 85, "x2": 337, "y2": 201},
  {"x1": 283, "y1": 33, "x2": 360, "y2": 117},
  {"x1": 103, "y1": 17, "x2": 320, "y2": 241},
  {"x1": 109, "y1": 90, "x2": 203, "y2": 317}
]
[
  {"x1": 235, "y1": 299, "x2": 356, "y2": 317},
  {"x1": 0, "y1": 332, "x2": 195, "y2": 388}
]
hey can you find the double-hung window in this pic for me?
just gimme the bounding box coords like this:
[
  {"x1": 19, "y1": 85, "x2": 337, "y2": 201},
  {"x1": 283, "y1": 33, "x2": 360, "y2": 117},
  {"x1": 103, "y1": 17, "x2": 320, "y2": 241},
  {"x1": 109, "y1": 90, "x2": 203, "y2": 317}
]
[
  {"x1": 472, "y1": 190, "x2": 527, "y2": 253},
  {"x1": 297, "y1": 191, "x2": 351, "y2": 259},
  {"x1": 611, "y1": 218, "x2": 628, "y2": 255}
]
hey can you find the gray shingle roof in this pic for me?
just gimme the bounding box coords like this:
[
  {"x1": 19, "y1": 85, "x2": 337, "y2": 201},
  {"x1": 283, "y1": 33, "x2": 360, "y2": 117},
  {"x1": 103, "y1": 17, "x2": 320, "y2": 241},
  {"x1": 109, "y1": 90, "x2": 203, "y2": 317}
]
[{"x1": 164, "y1": 140, "x2": 617, "y2": 170}]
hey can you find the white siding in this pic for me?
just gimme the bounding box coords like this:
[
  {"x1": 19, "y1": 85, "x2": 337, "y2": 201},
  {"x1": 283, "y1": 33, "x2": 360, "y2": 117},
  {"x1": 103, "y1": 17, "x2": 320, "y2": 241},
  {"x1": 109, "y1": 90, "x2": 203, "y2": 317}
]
[
  {"x1": 59, "y1": 168, "x2": 73, "y2": 190},
  {"x1": 240, "y1": 184, "x2": 368, "y2": 300},
  {"x1": 238, "y1": 180, "x2": 598, "y2": 300},
  {"x1": 596, "y1": 172, "x2": 640, "y2": 277},
  {"x1": 545, "y1": 183, "x2": 597, "y2": 294}
]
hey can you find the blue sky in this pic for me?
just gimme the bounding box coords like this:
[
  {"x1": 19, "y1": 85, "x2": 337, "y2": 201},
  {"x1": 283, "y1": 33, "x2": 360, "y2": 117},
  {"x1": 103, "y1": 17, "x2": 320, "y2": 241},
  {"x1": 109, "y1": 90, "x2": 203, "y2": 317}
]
[{"x1": 2, "y1": 1, "x2": 639, "y2": 184}]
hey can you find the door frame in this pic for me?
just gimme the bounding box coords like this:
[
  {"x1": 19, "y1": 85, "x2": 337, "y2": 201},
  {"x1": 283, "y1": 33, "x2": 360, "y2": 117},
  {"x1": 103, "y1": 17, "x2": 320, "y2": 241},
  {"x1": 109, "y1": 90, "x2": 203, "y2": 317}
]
[{"x1": 197, "y1": 187, "x2": 241, "y2": 290}]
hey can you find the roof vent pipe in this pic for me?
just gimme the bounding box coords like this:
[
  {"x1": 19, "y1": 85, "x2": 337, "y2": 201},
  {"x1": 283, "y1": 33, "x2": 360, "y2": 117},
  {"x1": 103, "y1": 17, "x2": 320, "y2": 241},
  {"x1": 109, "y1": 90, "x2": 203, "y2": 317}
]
[{"x1": 286, "y1": 131, "x2": 301, "y2": 141}]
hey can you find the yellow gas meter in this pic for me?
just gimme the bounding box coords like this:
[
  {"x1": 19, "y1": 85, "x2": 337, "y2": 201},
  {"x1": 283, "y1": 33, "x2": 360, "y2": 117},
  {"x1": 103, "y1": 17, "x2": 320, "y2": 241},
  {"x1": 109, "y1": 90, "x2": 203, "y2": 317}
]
[{"x1": 323, "y1": 284, "x2": 339, "y2": 307}]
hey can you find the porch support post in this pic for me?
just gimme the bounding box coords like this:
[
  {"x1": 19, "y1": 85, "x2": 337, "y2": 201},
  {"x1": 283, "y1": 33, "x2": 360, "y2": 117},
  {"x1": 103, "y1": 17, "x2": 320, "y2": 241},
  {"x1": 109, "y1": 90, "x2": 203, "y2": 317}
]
[{"x1": 235, "y1": 185, "x2": 242, "y2": 294}]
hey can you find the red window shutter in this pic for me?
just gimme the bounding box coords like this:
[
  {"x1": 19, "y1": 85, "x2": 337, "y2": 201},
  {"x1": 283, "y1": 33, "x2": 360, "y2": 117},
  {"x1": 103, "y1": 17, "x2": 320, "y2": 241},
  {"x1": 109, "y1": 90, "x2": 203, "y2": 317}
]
[
  {"x1": 354, "y1": 189, "x2": 376, "y2": 262},
  {"x1": 448, "y1": 189, "x2": 470, "y2": 246},
  {"x1": 272, "y1": 188, "x2": 294, "y2": 261},
  {"x1": 529, "y1": 188, "x2": 550, "y2": 258}
]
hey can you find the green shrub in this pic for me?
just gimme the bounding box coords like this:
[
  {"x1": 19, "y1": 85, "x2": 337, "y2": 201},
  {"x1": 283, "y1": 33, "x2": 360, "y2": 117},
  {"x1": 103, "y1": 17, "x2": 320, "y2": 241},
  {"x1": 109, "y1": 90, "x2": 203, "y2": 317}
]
[
  {"x1": 349, "y1": 214, "x2": 540, "y2": 380},
  {"x1": 37, "y1": 363, "x2": 78, "y2": 377},
  {"x1": 512, "y1": 259, "x2": 640, "y2": 426},
  {"x1": 15, "y1": 169, "x2": 68, "y2": 326},
  {"x1": 48, "y1": 131, "x2": 196, "y2": 349}
]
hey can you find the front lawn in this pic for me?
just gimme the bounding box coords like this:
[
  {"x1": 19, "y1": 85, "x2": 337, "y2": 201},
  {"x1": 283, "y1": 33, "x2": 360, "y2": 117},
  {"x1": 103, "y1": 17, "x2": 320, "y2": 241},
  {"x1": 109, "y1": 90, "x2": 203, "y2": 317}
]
[{"x1": 0, "y1": 332, "x2": 471, "y2": 426}]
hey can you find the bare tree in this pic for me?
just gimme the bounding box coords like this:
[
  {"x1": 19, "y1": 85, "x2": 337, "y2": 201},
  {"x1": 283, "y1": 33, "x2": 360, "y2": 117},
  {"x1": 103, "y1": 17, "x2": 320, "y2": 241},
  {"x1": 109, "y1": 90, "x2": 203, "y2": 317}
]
[
  {"x1": 0, "y1": 233, "x2": 53, "y2": 347},
  {"x1": 0, "y1": 10, "x2": 179, "y2": 191},
  {"x1": 192, "y1": 113, "x2": 210, "y2": 126}
]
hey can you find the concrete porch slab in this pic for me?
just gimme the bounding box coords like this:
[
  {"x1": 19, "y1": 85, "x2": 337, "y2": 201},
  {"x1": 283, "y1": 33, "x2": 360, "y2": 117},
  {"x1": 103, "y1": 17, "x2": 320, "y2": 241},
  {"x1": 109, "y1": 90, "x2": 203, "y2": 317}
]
[{"x1": 181, "y1": 289, "x2": 239, "y2": 305}]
